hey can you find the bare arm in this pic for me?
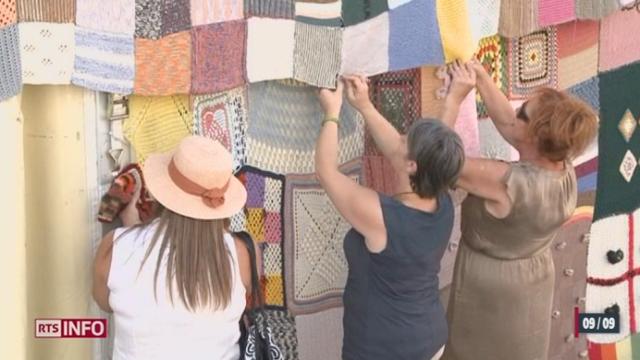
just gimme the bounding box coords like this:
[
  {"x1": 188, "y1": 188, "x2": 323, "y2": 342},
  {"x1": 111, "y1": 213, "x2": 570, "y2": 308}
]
[
  {"x1": 93, "y1": 231, "x2": 115, "y2": 313},
  {"x1": 316, "y1": 83, "x2": 387, "y2": 253},
  {"x1": 233, "y1": 237, "x2": 254, "y2": 296}
]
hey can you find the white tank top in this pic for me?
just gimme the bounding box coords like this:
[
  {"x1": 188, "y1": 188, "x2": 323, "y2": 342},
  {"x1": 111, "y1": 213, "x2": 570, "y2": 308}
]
[{"x1": 108, "y1": 221, "x2": 246, "y2": 360}]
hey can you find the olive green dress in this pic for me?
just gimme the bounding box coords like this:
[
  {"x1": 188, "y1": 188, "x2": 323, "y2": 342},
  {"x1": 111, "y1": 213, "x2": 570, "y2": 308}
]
[{"x1": 442, "y1": 162, "x2": 577, "y2": 360}]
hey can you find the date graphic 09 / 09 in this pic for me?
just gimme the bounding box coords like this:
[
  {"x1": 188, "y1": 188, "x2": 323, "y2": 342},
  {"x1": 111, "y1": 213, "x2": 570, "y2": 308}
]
[{"x1": 577, "y1": 313, "x2": 620, "y2": 334}]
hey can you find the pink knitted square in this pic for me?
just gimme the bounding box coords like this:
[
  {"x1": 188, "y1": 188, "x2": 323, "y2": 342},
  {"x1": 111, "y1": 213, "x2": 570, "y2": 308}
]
[
  {"x1": 264, "y1": 212, "x2": 281, "y2": 244},
  {"x1": 538, "y1": 0, "x2": 575, "y2": 26},
  {"x1": 599, "y1": 11, "x2": 640, "y2": 72}
]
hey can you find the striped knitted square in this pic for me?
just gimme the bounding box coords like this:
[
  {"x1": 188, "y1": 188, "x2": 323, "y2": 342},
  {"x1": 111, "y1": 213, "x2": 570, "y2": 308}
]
[
  {"x1": 284, "y1": 160, "x2": 362, "y2": 315},
  {"x1": 124, "y1": 95, "x2": 193, "y2": 163},
  {"x1": 193, "y1": 87, "x2": 247, "y2": 173},
  {"x1": 72, "y1": 27, "x2": 135, "y2": 94},
  {"x1": 19, "y1": 22, "x2": 74, "y2": 84},
  {"x1": 475, "y1": 35, "x2": 508, "y2": 118},
  {"x1": 245, "y1": 0, "x2": 294, "y2": 19},
  {"x1": 75, "y1": 0, "x2": 135, "y2": 35},
  {"x1": 134, "y1": 31, "x2": 191, "y2": 95},
  {"x1": 575, "y1": 0, "x2": 619, "y2": 19},
  {"x1": 599, "y1": 10, "x2": 640, "y2": 73},
  {"x1": 0, "y1": 0, "x2": 16, "y2": 27},
  {"x1": 190, "y1": 0, "x2": 243, "y2": 26},
  {"x1": 17, "y1": 0, "x2": 74, "y2": 23},
  {"x1": 295, "y1": 0, "x2": 341, "y2": 27},
  {"x1": 0, "y1": 24, "x2": 21, "y2": 101},
  {"x1": 538, "y1": 0, "x2": 575, "y2": 26},
  {"x1": 340, "y1": 12, "x2": 389, "y2": 76},
  {"x1": 191, "y1": 21, "x2": 246, "y2": 94},
  {"x1": 389, "y1": 0, "x2": 444, "y2": 70},
  {"x1": 341, "y1": 0, "x2": 387, "y2": 26},
  {"x1": 293, "y1": 22, "x2": 341, "y2": 88},
  {"x1": 246, "y1": 18, "x2": 295, "y2": 82},
  {"x1": 508, "y1": 28, "x2": 558, "y2": 99},
  {"x1": 557, "y1": 20, "x2": 599, "y2": 89},
  {"x1": 498, "y1": 0, "x2": 539, "y2": 38}
]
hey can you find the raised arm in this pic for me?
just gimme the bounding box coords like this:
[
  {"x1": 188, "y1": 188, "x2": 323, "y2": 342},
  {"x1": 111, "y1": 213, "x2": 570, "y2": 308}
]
[{"x1": 315, "y1": 82, "x2": 387, "y2": 253}]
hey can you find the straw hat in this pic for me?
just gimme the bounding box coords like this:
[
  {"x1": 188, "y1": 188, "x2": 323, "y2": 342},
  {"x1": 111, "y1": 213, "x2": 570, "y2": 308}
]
[{"x1": 143, "y1": 135, "x2": 247, "y2": 220}]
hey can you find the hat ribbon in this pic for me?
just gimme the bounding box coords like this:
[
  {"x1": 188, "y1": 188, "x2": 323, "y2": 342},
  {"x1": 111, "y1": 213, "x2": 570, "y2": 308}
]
[{"x1": 168, "y1": 160, "x2": 230, "y2": 208}]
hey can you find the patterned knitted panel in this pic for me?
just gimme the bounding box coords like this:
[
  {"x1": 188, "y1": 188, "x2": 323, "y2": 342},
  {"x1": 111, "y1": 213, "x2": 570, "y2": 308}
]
[
  {"x1": 466, "y1": 0, "x2": 500, "y2": 44},
  {"x1": 595, "y1": 63, "x2": 640, "y2": 221},
  {"x1": 161, "y1": 0, "x2": 191, "y2": 37},
  {"x1": 247, "y1": 18, "x2": 294, "y2": 82},
  {"x1": 75, "y1": 0, "x2": 135, "y2": 34},
  {"x1": 190, "y1": 0, "x2": 243, "y2": 25},
  {"x1": 389, "y1": 0, "x2": 444, "y2": 70},
  {"x1": 245, "y1": 0, "x2": 294, "y2": 19},
  {"x1": 17, "y1": 0, "x2": 74, "y2": 22},
  {"x1": 246, "y1": 80, "x2": 364, "y2": 174},
  {"x1": 135, "y1": 0, "x2": 162, "y2": 39},
  {"x1": 193, "y1": 87, "x2": 247, "y2": 173},
  {"x1": 474, "y1": 35, "x2": 508, "y2": 118},
  {"x1": 0, "y1": 24, "x2": 21, "y2": 101},
  {"x1": 575, "y1": 0, "x2": 619, "y2": 19},
  {"x1": 498, "y1": 0, "x2": 539, "y2": 38},
  {"x1": 340, "y1": 12, "x2": 389, "y2": 76},
  {"x1": 71, "y1": 27, "x2": 135, "y2": 94},
  {"x1": 191, "y1": 21, "x2": 246, "y2": 94},
  {"x1": 0, "y1": 0, "x2": 17, "y2": 27},
  {"x1": 557, "y1": 20, "x2": 599, "y2": 90},
  {"x1": 341, "y1": 0, "x2": 387, "y2": 26},
  {"x1": 538, "y1": 0, "x2": 574, "y2": 27},
  {"x1": 293, "y1": 22, "x2": 341, "y2": 89},
  {"x1": 295, "y1": 0, "x2": 341, "y2": 27},
  {"x1": 124, "y1": 95, "x2": 192, "y2": 163},
  {"x1": 284, "y1": 160, "x2": 362, "y2": 315},
  {"x1": 134, "y1": 31, "x2": 191, "y2": 95},
  {"x1": 599, "y1": 10, "x2": 640, "y2": 73},
  {"x1": 19, "y1": 22, "x2": 74, "y2": 84},
  {"x1": 436, "y1": 0, "x2": 474, "y2": 62},
  {"x1": 507, "y1": 28, "x2": 558, "y2": 100}
]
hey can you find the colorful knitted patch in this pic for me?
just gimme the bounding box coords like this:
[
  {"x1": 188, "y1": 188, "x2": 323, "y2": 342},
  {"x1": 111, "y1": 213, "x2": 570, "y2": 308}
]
[
  {"x1": 0, "y1": 0, "x2": 16, "y2": 27},
  {"x1": 0, "y1": 24, "x2": 21, "y2": 102},
  {"x1": 507, "y1": 28, "x2": 558, "y2": 99},
  {"x1": 389, "y1": 0, "x2": 444, "y2": 70},
  {"x1": 475, "y1": 35, "x2": 508, "y2": 118},
  {"x1": 293, "y1": 22, "x2": 342, "y2": 88},
  {"x1": 72, "y1": 27, "x2": 135, "y2": 94},
  {"x1": 135, "y1": 0, "x2": 191, "y2": 39},
  {"x1": 191, "y1": 20, "x2": 246, "y2": 94},
  {"x1": 340, "y1": 12, "x2": 389, "y2": 76},
  {"x1": 19, "y1": 22, "x2": 74, "y2": 84},
  {"x1": 190, "y1": 0, "x2": 243, "y2": 25},
  {"x1": 599, "y1": 10, "x2": 640, "y2": 73},
  {"x1": 341, "y1": 0, "x2": 387, "y2": 26},
  {"x1": 557, "y1": 20, "x2": 599, "y2": 89},
  {"x1": 17, "y1": 0, "x2": 74, "y2": 23},
  {"x1": 595, "y1": 63, "x2": 640, "y2": 221},
  {"x1": 284, "y1": 160, "x2": 362, "y2": 315},
  {"x1": 245, "y1": 0, "x2": 294, "y2": 19},
  {"x1": 246, "y1": 18, "x2": 294, "y2": 82},
  {"x1": 134, "y1": 31, "x2": 191, "y2": 95},
  {"x1": 75, "y1": 0, "x2": 135, "y2": 34},
  {"x1": 193, "y1": 87, "x2": 248, "y2": 173}
]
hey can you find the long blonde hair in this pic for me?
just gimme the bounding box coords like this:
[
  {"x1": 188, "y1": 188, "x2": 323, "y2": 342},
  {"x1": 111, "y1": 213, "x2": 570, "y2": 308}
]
[{"x1": 139, "y1": 208, "x2": 233, "y2": 312}]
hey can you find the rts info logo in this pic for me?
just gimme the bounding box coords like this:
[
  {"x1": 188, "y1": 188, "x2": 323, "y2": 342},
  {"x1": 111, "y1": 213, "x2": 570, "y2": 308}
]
[{"x1": 35, "y1": 319, "x2": 108, "y2": 338}]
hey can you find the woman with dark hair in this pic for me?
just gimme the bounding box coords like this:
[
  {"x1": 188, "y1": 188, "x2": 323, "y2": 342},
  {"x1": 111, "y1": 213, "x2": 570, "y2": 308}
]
[
  {"x1": 92, "y1": 136, "x2": 252, "y2": 360},
  {"x1": 315, "y1": 77, "x2": 465, "y2": 360},
  {"x1": 440, "y1": 61, "x2": 599, "y2": 360}
]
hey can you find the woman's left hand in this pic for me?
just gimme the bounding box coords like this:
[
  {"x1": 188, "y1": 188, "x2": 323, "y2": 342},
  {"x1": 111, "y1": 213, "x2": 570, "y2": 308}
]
[
  {"x1": 318, "y1": 81, "x2": 344, "y2": 119},
  {"x1": 447, "y1": 59, "x2": 476, "y2": 104}
]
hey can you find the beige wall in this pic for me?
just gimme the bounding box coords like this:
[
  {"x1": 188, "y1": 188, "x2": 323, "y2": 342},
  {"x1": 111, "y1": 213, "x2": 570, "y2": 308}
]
[
  {"x1": 22, "y1": 85, "x2": 93, "y2": 360},
  {"x1": 0, "y1": 96, "x2": 26, "y2": 360}
]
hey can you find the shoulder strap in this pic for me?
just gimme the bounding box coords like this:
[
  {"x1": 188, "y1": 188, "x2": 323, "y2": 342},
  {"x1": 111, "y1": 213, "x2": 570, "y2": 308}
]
[{"x1": 233, "y1": 231, "x2": 264, "y2": 309}]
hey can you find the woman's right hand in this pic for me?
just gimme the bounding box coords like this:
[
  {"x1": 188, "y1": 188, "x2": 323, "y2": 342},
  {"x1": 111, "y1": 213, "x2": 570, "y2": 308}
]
[
  {"x1": 446, "y1": 60, "x2": 477, "y2": 104},
  {"x1": 342, "y1": 75, "x2": 374, "y2": 112}
]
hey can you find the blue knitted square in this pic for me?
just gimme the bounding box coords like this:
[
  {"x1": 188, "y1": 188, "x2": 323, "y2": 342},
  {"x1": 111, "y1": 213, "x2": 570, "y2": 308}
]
[{"x1": 0, "y1": 24, "x2": 22, "y2": 101}]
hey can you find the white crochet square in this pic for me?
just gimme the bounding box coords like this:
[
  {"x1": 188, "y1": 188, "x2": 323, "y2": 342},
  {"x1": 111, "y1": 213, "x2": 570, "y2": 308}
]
[{"x1": 19, "y1": 22, "x2": 74, "y2": 85}]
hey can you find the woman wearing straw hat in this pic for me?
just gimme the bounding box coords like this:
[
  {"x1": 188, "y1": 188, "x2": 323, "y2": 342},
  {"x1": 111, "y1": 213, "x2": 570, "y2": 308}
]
[
  {"x1": 92, "y1": 135, "x2": 252, "y2": 360},
  {"x1": 316, "y1": 78, "x2": 465, "y2": 360}
]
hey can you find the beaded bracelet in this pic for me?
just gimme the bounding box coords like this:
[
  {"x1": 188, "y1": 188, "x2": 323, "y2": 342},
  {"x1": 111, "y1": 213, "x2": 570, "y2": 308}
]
[{"x1": 322, "y1": 117, "x2": 340, "y2": 126}]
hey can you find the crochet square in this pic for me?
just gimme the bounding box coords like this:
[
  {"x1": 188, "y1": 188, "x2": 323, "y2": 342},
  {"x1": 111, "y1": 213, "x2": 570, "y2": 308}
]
[
  {"x1": 17, "y1": 0, "x2": 74, "y2": 23},
  {"x1": 191, "y1": 21, "x2": 246, "y2": 94},
  {"x1": 293, "y1": 22, "x2": 341, "y2": 88},
  {"x1": 124, "y1": 95, "x2": 193, "y2": 163},
  {"x1": 557, "y1": 20, "x2": 599, "y2": 89},
  {"x1": 245, "y1": 0, "x2": 294, "y2": 19},
  {"x1": 389, "y1": 0, "x2": 444, "y2": 70},
  {"x1": 75, "y1": 0, "x2": 135, "y2": 34},
  {"x1": 246, "y1": 18, "x2": 294, "y2": 82},
  {"x1": 294, "y1": 0, "x2": 341, "y2": 27},
  {"x1": 19, "y1": 22, "x2": 74, "y2": 84},
  {"x1": 264, "y1": 275, "x2": 284, "y2": 306},
  {"x1": 507, "y1": 28, "x2": 558, "y2": 99},
  {"x1": 475, "y1": 35, "x2": 508, "y2": 118},
  {"x1": 0, "y1": 0, "x2": 17, "y2": 27},
  {"x1": 284, "y1": 160, "x2": 362, "y2": 315},
  {"x1": 264, "y1": 212, "x2": 282, "y2": 244},
  {"x1": 246, "y1": 80, "x2": 364, "y2": 174},
  {"x1": 0, "y1": 24, "x2": 21, "y2": 102},
  {"x1": 134, "y1": 31, "x2": 191, "y2": 95},
  {"x1": 246, "y1": 208, "x2": 264, "y2": 242},
  {"x1": 190, "y1": 0, "x2": 243, "y2": 25},
  {"x1": 341, "y1": 0, "x2": 387, "y2": 26},
  {"x1": 193, "y1": 87, "x2": 248, "y2": 173},
  {"x1": 599, "y1": 10, "x2": 640, "y2": 73},
  {"x1": 340, "y1": 12, "x2": 389, "y2": 76}
]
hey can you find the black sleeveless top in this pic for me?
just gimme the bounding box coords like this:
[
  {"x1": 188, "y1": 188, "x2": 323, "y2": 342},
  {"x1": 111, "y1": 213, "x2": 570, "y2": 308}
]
[{"x1": 342, "y1": 193, "x2": 453, "y2": 360}]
